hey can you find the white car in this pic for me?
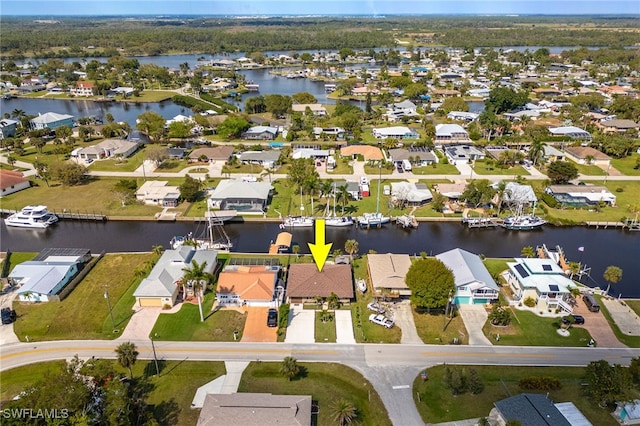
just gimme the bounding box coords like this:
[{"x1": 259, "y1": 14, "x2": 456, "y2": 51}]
[
  {"x1": 369, "y1": 313, "x2": 394, "y2": 328},
  {"x1": 367, "y1": 302, "x2": 385, "y2": 314}
]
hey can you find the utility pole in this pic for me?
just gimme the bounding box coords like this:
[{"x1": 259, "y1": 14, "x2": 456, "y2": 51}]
[
  {"x1": 442, "y1": 290, "x2": 453, "y2": 331},
  {"x1": 104, "y1": 285, "x2": 115, "y2": 331},
  {"x1": 151, "y1": 333, "x2": 160, "y2": 376}
]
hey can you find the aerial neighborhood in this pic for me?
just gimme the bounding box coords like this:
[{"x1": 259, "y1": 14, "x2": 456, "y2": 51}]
[{"x1": 1, "y1": 11, "x2": 640, "y2": 426}]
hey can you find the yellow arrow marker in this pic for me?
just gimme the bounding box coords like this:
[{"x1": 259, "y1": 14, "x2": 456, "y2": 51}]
[{"x1": 308, "y1": 219, "x2": 333, "y2": 272}]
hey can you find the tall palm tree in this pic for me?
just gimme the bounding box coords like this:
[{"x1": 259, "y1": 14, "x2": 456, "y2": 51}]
[
  {"x1": 115, "y1": 341, "x2": 139, "y2": 379},
  {"x1": 151, "y1": 244, "x2": 164, "y2": 256},
  {"x1": 336, "y1": 184, "x2": 350, "y2": 215},
  {"x1": 344, "y1": 239, "x2": 359, "y2": 259},
  {"x1": 331, "y1": 399, "x2": 358, "y2": 426},
  {"x1": 319, "y1": 180, "x2": 335, "y2": 217},
  {"x1": 280, "y1": 356, "x2": 300, "y2": 381},
  {"x1": 528, "y1": 139, "x2": 545, "y2": 166},
  {"x1": 182, "y1": 260, "x2": 212, "y2": 322},
  {"x1": 520, "y1": 246, "x2": 535, "y2": 258},
  {"x1": 603, "y1": 265, "x2": 622, "y2": 296}
]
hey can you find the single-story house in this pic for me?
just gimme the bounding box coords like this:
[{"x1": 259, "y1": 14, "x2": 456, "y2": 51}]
[
  {"x1": 563, "y1": 146, "x2": 610, "y2": 166},
  {"x1": 29, "y1": 112, "x2": 74, "y2": 130},
  {"x1": 600, "y1": 118, "x2": 639, "y2": 135},
  {"x1": 435, "y1": 248, "x2": 499, "y2": 305},
  {"x1": 339, "y1": 145, "x2": 384, "y2": 161},
  {"x1": 388, "y1": 148, "x2": 438, "y2": 166},
  {"x1": 136, "y1": 180, "x2": 180, "y2": 207},
  {"x1": 545, "y1": 184, "x2": 616, "y2": 207},
  {"x1": 286, "y1": 264, "x2": 354, "y2": 304},
  {"x1": 237, "y1": 151, "x2": 281, "y2": 169},
  {"x1": 372, "y1": 126, "x2": 419, "y2": 140},
  {"x1": 0, "y1": 170, "x2": 31, "y2": 198},
  {"x1": 485, "y1": 147, "x2": 520, "y2": 162},
  {"x1": 292, "y1": 148, "x2": 330, "y2": 160},
  {"x1": 8, "y1": 248, "x2": 91, "y2": 302},
  {"x1": 434, "y1": 182, "x2": 466, "y2": 200},
  {"x1": 197, "y1": 393, "x2": 312, "y2": 426},
  {"x1": 613, "y1": 400, "x2": 640, "y2": 425},
  {"x1": 241, "y1": 126, "x2": 278, "y2": 140},
  {"x1": 77, "y1": 139, "x2": 140, "y2": 161},
  {"x1": 542, "y1": 144, "x2": 565, "y2": 162},
  {"x1": 313, "y1": 127, "x2": 345, "y2": 140},
  {"x1": 548, "y1": 126, "x2": 592, "y2": 141},
  {"x1": 491, "y1": 394, "x2": 583, "y2": 426},
  {"x1": 133, "y1": 247, "x2": 217, "y2": 308},
  {"x1": 291, "y1": 103, "x2": 327, "y2": 116},
  {"x1": 367, "y1": 253, "x2": 412, "y2": 298},
  {"x1": 208, "y1": 179, "x2": 273, "y2": 212},
  {"x1": 216, "y1": 265, "x2": 279, "y2": 307},
  {"x1": 70, "y1": 81, "x2": 94, "y2": 97},
  {"x1": 391, "y1": 181, "x2": 433, "y2": 206},
  {"x1": 503, "y1": 182, "x2": 537, "y2": 206},
  {"x1": 0, "y1": 118, "x2": 19, "y2": 139},
  {"x1": 385, "y1": 100, "x2": 419, "y2": 121},
  {"x1": 435, "y1": 124, "x2": 470, "y2": 144},
  {"x1": 444, "y1": 145, "x2": 485, "y2": 165},
  {"x1": 189, "y1": 146, "x2": 235, "y2": 163},
  {"x1": 505, "y1": 258, "x2": 575, "y2": 314},
  {"x1": 167, "y1": 147, "x2": 187, "y2": 159},
  {"x1": 447, "y1": 111, "x2": 479, "y2": 122}
]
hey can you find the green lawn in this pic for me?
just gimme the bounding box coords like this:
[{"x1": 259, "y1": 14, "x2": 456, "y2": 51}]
[
  {"x1": 597, "y1": 295, "x2": 640, "y2": 348},
  {"x1": 482, "y1": 308, "x2": 593, "y2": 346},
  {"x1": 222, "y1": 163, "x2": 264, "y2": 175},
  {"x1": 151, "y1": 293, "x2": 248, "y2": 341},
  {"x1": 326, "y1": 160, "x2": 353, "y2": 175},
  {"x1": 315, "y1": 311, "x2": 337, "y2": 343},
  {"x1": 238, "y1": 362, "x2": 392, "y2": 426},
  {"x1": 412, "y1": 163, "x2": 460, "y2": 175},
  {"x1": 88, "y1": 148, "x2": 146, "y2": 172},
  {"x1": 472, "y1": 161, "x2": 529, "y2": 176},
  {"x1": 5, "y1": 252, "x2": 38, "y2": 273},
  {"x1": 413, "y1": 365, "x2": 619, "y2": 425},
  {"x1": 483, "y1": 258, "x2": 512, "y2": 280},
  {"x1": 0, "y1": 360, "x2": 225, "y2": 426},
  {"x1": 127, "y1": 90, "x2": 175, "y2": 102},
  {"x1": 364, "y1": 165, "x2": 394, "y2": 175},
  {"x1": 13, "y1": 253, "x2": 157, "y2": 341},
  {"x1": 627, "y1": 299, "x2": 640, "y2": 317},
  {"x1": 351, "y1": 298, "x2": 402, "y2": 344},
  {"x1": 611, "y1": 154, "x2": 640, "y2": 176},
  {"x1": 412, "y1": 306, "x2": 468, "y2": 344},
  {"x1": 570, "y1": 160, "x2": 607, "y2": 176}
]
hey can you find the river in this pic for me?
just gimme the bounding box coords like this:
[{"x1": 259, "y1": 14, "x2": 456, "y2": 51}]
[{"x1": 1, "y1": 220, "x2": 638, "y2": 297}]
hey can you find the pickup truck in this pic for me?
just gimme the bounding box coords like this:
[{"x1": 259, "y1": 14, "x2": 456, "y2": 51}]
[{"x1": 369, "y1": 313, "x2": 394, "y2": 328}]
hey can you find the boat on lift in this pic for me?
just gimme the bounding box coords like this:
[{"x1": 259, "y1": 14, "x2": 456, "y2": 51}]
[{"x1": 4, "y1": 205, "x2": 58, "y2": 229}]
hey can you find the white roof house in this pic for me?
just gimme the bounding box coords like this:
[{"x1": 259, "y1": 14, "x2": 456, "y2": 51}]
[
  {"x1": 436, "y1": 248, "x2": 499, "y2": 305},
  {"x1": 390, "y1": 182, "x2": 433, "y2": 205},
  {"x1": 505, "y1": 258, "x2": 575, "y2": 314},
  {"x1": 78, "y1": 139, "x2": 140, "y2": 160},
  {"x1": 549, "y1": 126, "x2": 592, "y2": 140},
  {"x1": 435, "y1": 123, "x2": 470, "y2": 144},
  {"x1": 291, "y1": 103, "x2": 327, "y2": 116},
  {"x1": 29, "y1": 112, "x2": 74, "y2": 130},
  {"x1": 133, "y1": 247, "x2": 217, "y2": 308},
  {"x1": 372, "y1": 126, "x2": 419, "y2": 139},
  {"x1": 242, "y1": 126, "x2": 278, "y2": 140},
  {"x1": 447, "y1": 111, "x2": 479, "y2": 122},
  {"x1": 545, "y1": 185, "x2": 616, "y2": 207},
  {"x1": 292, "y1": 148, "x2": 330, "y2": 159},
  {"x1": 136, "y1": 180, "x2": 181, "y2": 207},
  {"x1": 209, "y1": 179, "x2": 273, "y2": 212},
  {"x1": 503, "y1": 182, "x2": 537, "y2": 204},
  {"x1": 444, "y1": 145, "x2": 485, "y2": 165}
]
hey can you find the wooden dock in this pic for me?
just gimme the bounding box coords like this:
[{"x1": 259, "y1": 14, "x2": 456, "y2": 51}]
[
  {"x1": 53, "y1": 210, "x2": 108, "y2": 221},
  {"x1": 585, "y1": 221, "x2": 625, "y2": 229}
]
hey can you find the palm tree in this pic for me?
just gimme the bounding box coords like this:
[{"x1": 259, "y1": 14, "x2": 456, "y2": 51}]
[
  {"x1": 336, "y1": 184, "x2": 350, "y2": 215},
  {"x1": 567, "y1": 262, "x2": 581, "y2": 280},
  {"x1": 528, "y1": 140, "x2": 545, "y2": 166},
  {"x1": 151, "y1": 244, "x2": 164, "y2": 256},
  {"x1": 115, "y1": 341, "x2": 139, "y2": 379},
  {"x1": 344, "y1": 239, "x2": 359, "y2": 259},
  {"x1": 280, "y1": 356, "x2": 300, "y2": 381},
  {"x1": 520, "y1": 246, "x2": 535, "y2": 258},
  {"x1": 331, "y1": 399, "x2": 358, "y2": 426},
  {"x1": 182, "y1": 260, "x2": 212, "y2": 322},
  {"x1": 319, "y1": 180, "x2": 335, "y2": 216},
  {"x1": 603, "y1": 265, "x2": 622, "y2": 296}
]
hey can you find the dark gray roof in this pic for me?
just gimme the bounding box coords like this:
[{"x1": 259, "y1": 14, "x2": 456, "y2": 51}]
[
  {"x1": 33, "y1": 248, "x2": 91, "y2": 261},
  {"x1": 494, "y1": 394, "x2": 571, "y2": 426}
]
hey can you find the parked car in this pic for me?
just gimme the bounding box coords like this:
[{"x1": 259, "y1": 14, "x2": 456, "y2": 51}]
[
  {"x1": 369, "y1": 313, "x2": 394, "y2": 328},
  {"x1": 367, "y1": 302, "x2": 385, "y2": 314},
  {"x1": 267, "y1": 308, "x2": 278, "y2": 327},
  {"x1": 561, "y1": 314, "x2": 585, "y2": 325},
  {"x1": 1, "y1": 307, "x2": 16, "y2": 325}
]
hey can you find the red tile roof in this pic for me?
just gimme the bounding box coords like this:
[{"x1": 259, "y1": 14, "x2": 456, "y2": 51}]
[{"x1": 0, "y1": 170, "x2": 29, "y2": 189}]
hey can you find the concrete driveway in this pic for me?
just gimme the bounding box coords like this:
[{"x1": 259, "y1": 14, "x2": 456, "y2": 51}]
[
  {"x1": 457, "y1": 304, "x2": 492, "y2": 346},
  {"x1": 600, "y1": 297, "x2": 640, "y2": 336},
  {"x1": 284, "y1": 304, "x2": 315, "y2": 343},
  {"x1": 571, "y1": 298, "x2": 626, "y2": 348},
  {"x1": 241, "y1": 307, "x2": 277, "y2": 342},
  {"x1": 335, "y1": 310, "x2": 356, "y2": 344},
  {"x1": 392, "y1": 300, "x2": 423, "y2": 344}
]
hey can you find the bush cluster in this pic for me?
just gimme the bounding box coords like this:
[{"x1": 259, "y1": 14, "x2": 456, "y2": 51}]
[
  {"x1": 518, "y1": 376, "x2": 562, "y2": 391},
  {"x1": 442, "y1": 365, "x2": 484, "y2": 395}
]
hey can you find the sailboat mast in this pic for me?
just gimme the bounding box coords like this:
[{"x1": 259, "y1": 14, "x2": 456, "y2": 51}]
[{"x1": 376, "y1": 163, "x2": 381, "y2": 214}]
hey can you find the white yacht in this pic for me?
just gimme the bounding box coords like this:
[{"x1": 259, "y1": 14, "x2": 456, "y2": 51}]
[
  {"x1": 4, "y1": 205, "x2": 59, "y2": 229},
  {"x1": 324, "y1": 216, "x2": 354, "y2": 227},
  {"x1": 282, "y1": 216, "x2": 314, "y2": 228},
  {"x1": 356, "y1": 212, "x2": 390, "y2": 228}
]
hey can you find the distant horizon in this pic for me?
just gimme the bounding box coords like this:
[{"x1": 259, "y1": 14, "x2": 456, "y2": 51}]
[{"x1": 1, "y1": 1, "x2": 638, "y2": 17}]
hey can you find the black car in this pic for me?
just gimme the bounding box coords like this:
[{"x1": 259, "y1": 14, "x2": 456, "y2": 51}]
[
  {"x1": 561, "y1": 314, "x2": 585, "y2": 325},
  {"x1": 1, "y1": 307, "x2": 16, "y2": 325},
  {"x1": 267, "y1": 308, "x2": 278, "y2": 327}
]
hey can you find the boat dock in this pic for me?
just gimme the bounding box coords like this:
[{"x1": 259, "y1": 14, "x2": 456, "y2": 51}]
[
  {"x1": 461, "y1": 208, "x2": 502, "y2": 228},
  {"x1": 246, "y1": 84, "x2": 259, "y2": 92},
  {"x1": 585, "y1": 221, "x2": 625, "y2": 229},
  {"x1": 1, "y1": 208, "x2": 107, "y2": 222},
  {"x1": 395, "y1": 215, "x2": 419, "y2": 229}
]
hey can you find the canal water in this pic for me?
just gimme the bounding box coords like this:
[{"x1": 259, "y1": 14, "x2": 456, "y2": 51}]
[{"x1": 1, "y1": 220, "x2": 638, "y2": 297}]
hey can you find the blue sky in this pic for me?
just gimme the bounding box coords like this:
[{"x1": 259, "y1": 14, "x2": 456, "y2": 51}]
[{"x1": 1, "y1": 1, "x2": 638, "y2": 16}]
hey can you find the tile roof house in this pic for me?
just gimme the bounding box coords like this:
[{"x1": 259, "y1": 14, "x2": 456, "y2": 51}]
[
  {"x1": 286, "y1": 264, "x2": 354, "y2": 304},
  {"x1": 291, "y1": 103, "x2": 327, "y2": 116},
  {"x1": 545, "y1": 184, "x2": 616, "y2": 207},
  {"x1": 136, "y1": 180, "x2": 181, "y2": 207},
  {"x1": 367, "y1": 253, "x2": 412, "y2": 297},
  {"x1": 492, "y1": 394, "x2": 575, "y2": 426},
  {"x1": 563, "y1": 146, "x2": 610, "y2": 166},
  {"x1": 70, "y1": 81, "x2": 95, "y2": 97},
  {"x1": 505, "y1": 258, "x2": 575, "y2": 315},
  {"x1": 0, "y1": 170, "x2": 31, "y2": 198},
  {"x1": 435, "y1": 248, "x2": 499, "y2": 305},
  {"x1": 600, "y1": 118, "x2": 639, "y2": 135},
  {"x1": 133, "y1": 247, "x2": 217, "y2": 308},
  {"x1": 339, "y1": 145, "x2": 384, "y2": 161},
  {"x1": 189, "y1": 146, "x2": 235, "y2": 163},
  {"x1": 209, "y1": 179, "x2": 273, "y2": 213},
  {"x1": 216, "y1": 265, "x2": 279, "y2": 307},
  {"x1": 197, "y1": 393, "x2": 312, "y2": 426}
]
